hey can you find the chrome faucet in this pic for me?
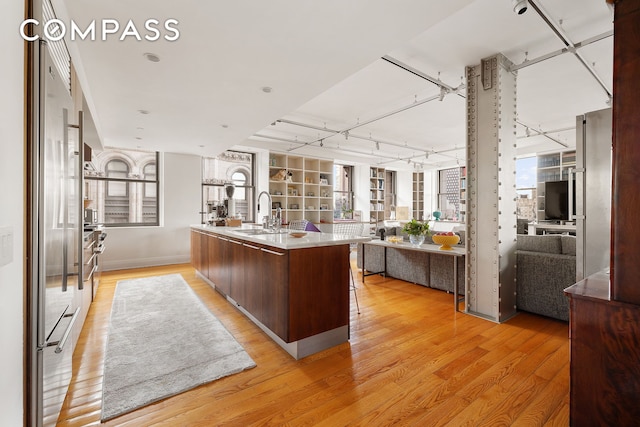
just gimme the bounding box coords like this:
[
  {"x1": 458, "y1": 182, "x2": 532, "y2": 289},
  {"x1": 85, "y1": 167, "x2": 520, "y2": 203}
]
[{"x1": 257, "y1": 191, "x2": 273, "y2": 229}]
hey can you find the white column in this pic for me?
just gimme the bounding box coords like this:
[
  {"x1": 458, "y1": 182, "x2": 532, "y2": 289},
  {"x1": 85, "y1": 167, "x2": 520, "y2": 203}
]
[{"x1": 465, "y1": 54, "x2": 518, "y2": 322}]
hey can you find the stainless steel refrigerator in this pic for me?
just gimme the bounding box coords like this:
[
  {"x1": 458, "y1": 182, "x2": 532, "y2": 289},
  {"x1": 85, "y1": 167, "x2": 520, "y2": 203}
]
[
  {"x1": 29, "y1": 39, "x2": 83, "y2": 426},
  {"x1": 575, "y1": 107, "x2": 612, "y2": 281}
]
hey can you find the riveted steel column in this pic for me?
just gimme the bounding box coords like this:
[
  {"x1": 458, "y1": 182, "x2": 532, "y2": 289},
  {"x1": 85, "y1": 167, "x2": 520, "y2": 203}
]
[{"x1": 465, "y1": 54, "x2": 517, "y2": 322}]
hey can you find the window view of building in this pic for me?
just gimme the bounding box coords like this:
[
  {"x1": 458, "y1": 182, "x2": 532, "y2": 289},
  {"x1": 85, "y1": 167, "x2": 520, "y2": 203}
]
[
  {"x1": 84, "y1": 148, "x2": 159, "y2": 226},
  {"x1": 516, "y1": 156, "x2": 537, "y2": 221},
  {"x1": 202, "y1": 150, "x2": 255, "y2": 222},
  {"x1": 437, "y1": 167, "x2": 461, "y2": 220},
  {"x1": 333, "y1": 164, "x2": 353, "y2": 219}
]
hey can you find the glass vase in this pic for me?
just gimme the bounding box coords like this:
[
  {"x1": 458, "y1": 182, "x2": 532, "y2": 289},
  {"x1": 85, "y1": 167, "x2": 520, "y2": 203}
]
[{"x1": 409, "y1": 234, "x2": 425, "y2": 246}]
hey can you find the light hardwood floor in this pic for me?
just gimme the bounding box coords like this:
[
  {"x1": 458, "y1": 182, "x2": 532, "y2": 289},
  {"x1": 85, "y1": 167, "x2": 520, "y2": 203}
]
[{"x1": 57, "y1": 263, "x2": 569, "y2": 426}]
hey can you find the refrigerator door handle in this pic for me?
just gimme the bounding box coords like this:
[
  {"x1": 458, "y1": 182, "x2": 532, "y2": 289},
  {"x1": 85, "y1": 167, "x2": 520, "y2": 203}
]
[
  {"x1": 61, "y1": 109, "x2": 70, "y2": 292},
  {"x1": 46, "y1": 307, "x2": 80, "y2": 354},
  {"x1": 69, "y1": 111, "x2": 84, "y2": 290}
]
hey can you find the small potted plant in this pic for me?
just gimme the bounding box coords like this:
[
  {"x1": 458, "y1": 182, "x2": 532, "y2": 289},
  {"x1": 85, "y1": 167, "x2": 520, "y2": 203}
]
[{"x1": 402, "y1": 219, "x2": 430, "y2": 245}]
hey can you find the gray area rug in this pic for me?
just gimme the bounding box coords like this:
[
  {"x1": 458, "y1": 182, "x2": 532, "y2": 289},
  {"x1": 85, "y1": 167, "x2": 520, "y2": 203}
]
[{"x1": 101, "y1": 273, "x2": 256, "y2": 421}]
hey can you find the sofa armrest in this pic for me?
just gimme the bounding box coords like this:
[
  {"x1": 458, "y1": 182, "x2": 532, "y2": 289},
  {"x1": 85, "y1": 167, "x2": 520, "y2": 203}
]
[{"x1": 516, "y1": 250, "x2": 575, "y2": 321}]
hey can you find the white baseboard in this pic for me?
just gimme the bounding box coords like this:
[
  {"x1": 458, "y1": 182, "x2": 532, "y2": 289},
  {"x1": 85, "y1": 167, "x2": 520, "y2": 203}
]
[{"x1": 102, "y1": 255, "x2": 190, "y2": 271}]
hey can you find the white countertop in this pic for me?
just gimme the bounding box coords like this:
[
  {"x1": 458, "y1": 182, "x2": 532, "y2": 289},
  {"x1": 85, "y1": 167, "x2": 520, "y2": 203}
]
[
  {"x1": 365, "y1": 239, "x2": 466, "y2": 256},
  {"x1": 191, "y1": 224, "x2": 371, "y2": 250}
]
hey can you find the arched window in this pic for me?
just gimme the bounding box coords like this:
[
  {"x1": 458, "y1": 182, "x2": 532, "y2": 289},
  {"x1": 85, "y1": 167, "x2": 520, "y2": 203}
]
[
  {"x1": 104, "y1": 159, "x2": 130, "y2": 223},
  {"x1": 143, "y1": 162, "x2": 156, "y2": 198},
  {"x1": 142, "y1": 162, "x2": 157, "y2": 223},
  {"x1": 84, "y1": 149, "x2": 160, "y2": 226},
  {"x1": 106, "y1": 159, "x2": 128, "y2": 196},
  {"x1": 201, "y1": 151, "x2": 255, "y2": 222},
  {"x1": 231, "y1": 171, "x2": 246, "y2": 200}
]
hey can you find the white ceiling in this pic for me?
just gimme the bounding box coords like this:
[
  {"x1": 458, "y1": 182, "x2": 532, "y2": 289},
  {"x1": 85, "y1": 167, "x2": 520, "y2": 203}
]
[{"x1": 55, "y1": 0, "x2": 613, "y2": 172}]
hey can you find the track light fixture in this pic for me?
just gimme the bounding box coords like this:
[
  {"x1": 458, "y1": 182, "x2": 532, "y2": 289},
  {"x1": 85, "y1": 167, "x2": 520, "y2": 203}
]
[
  {"x1": 319, "y1": 139, "x2": 324, "y2": 147},
  {"x1": 512, "y1": 0, "x2": 528, "y2": 15},
  {"x1": 375, "y1": 141, "x2": 380, "y2": 150}
]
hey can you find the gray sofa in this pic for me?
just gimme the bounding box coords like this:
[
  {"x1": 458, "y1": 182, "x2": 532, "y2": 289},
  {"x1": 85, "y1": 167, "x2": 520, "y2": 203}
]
[
  {"x1": 356, "y1": 229, "x2": 465, "y2": 293},
  {"x1": 515, "y1": 234, "x2": 576, "y2": 322}
]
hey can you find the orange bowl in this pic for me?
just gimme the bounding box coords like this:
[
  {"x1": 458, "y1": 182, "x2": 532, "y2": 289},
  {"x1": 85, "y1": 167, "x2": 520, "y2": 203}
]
[{"x1": 431, "y1": 234, "x2": 460, "y2": 250}]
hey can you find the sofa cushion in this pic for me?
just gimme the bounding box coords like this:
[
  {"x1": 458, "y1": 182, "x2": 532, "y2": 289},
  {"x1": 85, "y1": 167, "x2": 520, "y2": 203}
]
[
  {"x1": 561, "y1": 235, "x2": 576, "y2": 255},
  {"x1": 517, "y1": 234, "x2": 562, "y2": 254}
]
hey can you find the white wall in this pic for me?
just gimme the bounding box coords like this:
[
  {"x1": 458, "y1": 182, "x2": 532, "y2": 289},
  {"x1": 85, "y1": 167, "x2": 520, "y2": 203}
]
[
  {"x1": 102, "y1": 152, "x2": 201, "y2": 270},
  {"x1": 0, "y1": 1, "x2": 25, "y2": 424},
  {"x1": 424, "y1": 170, "x2": 437, "y2": 218},
  {"x1": 395, "y1": 169, "x2": 412, "y2": 211},
  {"x1": 353, "y1": 164, "x2": 371, "y2": 223}
]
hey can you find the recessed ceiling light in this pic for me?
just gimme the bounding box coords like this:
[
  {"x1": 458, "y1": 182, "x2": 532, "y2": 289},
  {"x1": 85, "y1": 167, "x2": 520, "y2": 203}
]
[
  {"x1": 221, "y1": 124, "x2": 229, "y2": 128},
  {"x1": 198, "y1": 145, "x2": 205, "y2": 148},
  {"x1": 138, "y1": 109, "x2": 149, "y2": 115},
  {"x1": 144, "y1": 52, "x2": 160, "y2": 63},
  {"x1": 135, "y1": 137, "x2": 142, "y2": 140},
  {"x1": 261, "y1": 86, "x2": 272, "y2": 93}
]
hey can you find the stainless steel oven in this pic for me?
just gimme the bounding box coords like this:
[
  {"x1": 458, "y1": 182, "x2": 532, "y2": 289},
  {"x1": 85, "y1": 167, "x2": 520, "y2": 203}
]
[{"x1": 83, "y1": 224, "x2": 106, "y2": 300}]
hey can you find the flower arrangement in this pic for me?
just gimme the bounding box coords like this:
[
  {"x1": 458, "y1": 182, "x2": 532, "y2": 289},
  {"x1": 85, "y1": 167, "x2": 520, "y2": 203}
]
[{"x1": 402, "y1": 219, "x2": 430, "y2": 236}]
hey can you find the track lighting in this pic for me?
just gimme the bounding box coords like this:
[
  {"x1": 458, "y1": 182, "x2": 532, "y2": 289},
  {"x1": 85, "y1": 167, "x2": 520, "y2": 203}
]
[
  {"x1": 319, "y1": 139, "x2": 324, "y2": 147},
  {"x1": 344, "y1": 130, "x2": 349, "y2": 140},
  {"x1": 375, "y1": 141, "x2": 380, "y2": 150},
  {"x1": 512, "y1": 0, "x2": 528, "y2": 15}
]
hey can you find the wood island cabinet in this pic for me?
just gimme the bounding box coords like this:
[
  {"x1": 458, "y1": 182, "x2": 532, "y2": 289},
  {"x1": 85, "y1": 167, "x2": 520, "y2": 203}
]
[{"x1": 191, "y1": 228, "x2": 348, "y2": 348}]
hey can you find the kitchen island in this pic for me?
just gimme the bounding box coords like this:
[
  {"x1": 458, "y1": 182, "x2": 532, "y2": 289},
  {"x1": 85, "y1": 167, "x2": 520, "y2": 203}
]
[{"x1": 190, "y1": 224, "x2": 370, "y2": 359}]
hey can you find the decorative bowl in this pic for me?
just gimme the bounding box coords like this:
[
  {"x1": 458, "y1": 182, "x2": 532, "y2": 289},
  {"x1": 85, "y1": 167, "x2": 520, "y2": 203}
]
[
  {"x1": 387, "y1": 236, "x2": 403, "y2": 244},
  {"x1": 289, "y1": 232, "x2": 307, "y2": 238},
  {"x1": 431, "y1": 234, "x2": 460, "y2": 250}
]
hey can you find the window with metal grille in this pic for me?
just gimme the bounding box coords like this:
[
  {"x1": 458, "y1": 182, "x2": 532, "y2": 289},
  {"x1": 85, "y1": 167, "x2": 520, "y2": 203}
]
[
  {"x1": 84, "y1": 149, "x2": 159, "y2": 226},
  {"x1": 202, "y1": 150, "x2": 255, "y2": 222}
]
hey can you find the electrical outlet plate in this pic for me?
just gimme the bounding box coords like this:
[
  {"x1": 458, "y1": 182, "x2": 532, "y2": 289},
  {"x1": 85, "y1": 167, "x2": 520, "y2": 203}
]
[{"x1": 0, "y1": 226, "x2": 13, "y2": 267}]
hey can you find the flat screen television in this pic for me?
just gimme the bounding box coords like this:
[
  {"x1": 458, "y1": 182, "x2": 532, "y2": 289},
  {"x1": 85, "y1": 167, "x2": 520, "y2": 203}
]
[{"x1": 544, "y1": 180, "x2": 575, "y2": 221}]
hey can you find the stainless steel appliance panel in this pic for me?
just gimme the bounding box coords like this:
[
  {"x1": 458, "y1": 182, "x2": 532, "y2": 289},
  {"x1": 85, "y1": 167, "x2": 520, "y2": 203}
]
[
  {"x1": 576, "y1": 108, "x2": 612, "y2": 281},
  {"x1": 34, "y1": 41, "x2": 80, "y2": 427}
]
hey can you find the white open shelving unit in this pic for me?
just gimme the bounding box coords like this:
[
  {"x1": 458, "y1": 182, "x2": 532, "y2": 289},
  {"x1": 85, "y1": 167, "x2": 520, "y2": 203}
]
[{"x1": 268, "y1": 153, "x2": 334, "y2": 225}]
